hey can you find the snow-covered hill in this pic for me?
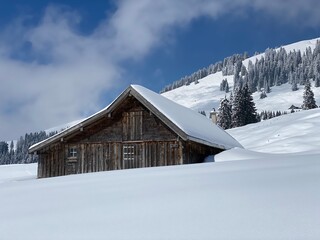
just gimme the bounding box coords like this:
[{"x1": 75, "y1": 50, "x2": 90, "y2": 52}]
[
  {"x1": 1, "y1": 108, "x2": 320, "y2": 239},
  {"x1": 163, "y1": 72, "x2": 320, "y2": 114},
  {"x1": 242, "y1": 37, "x2": 320, "y2": 68},
  {"x1": 227, "y1": 108, "x2": 320, "y2": 154},
  {"x1": 162, "y1": 37, "x2": 320, "y2": 114}
]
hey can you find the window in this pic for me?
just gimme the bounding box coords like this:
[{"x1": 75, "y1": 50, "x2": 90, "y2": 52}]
[
  {"x1": 123, "y1": 145, "x2": 135, "y2": 161},
  {"x1": 69, "y1": 147, "x2": 77, "y2": 158}
]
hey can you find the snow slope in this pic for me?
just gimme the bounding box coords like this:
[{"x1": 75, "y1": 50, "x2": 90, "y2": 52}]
[
  {"x1": 162, "y1": 72, "x2": 320, "y2": 114},
  {"x1": 227, "y1": 108, "x2": 320, "y2": 153},
  {"x1": 162, "y1": 37, "x2": 320, "y2": 114},
  {"x1": 1, "y1": 154, "x2": 320, "y2": 240},
  {"x1": 0, "y1": 163, "x2": 36, "y2": 183},
  {"x1": 1, "y1": 109, "x2": 320, "y2": 239}
]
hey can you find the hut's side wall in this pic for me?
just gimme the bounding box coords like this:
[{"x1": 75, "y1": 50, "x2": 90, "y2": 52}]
[{"x1": 38, "y1": 143, "x2": 65, "y2": 178}]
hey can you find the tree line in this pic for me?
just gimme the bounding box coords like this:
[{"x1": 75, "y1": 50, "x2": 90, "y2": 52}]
[
  {"x1": 236, "y1": 41, "x2": 320, "y2": 94},
  {"x1": 161, "y1": 41, "x2": 320, "y2": 96},
  {"x1": 0, "y1": 131, "x2": 56, "y2": 165},
  {"x1": 160, "y1": 53, "x2": 248, "y2": 93}
]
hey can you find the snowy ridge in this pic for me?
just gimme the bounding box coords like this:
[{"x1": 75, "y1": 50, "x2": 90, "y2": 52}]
[
  {"x1": 162, "y1": 37, "x2": 320, "y2": 115},
  {"x1": 162, "y1": 71, "x2": 320, "y2": 114},
  {"x1": 243, "y1": 37, "x2": 320, "y2": 68}
]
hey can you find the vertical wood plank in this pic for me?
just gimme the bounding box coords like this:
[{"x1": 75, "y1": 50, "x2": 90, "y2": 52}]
[
  {"x1": 179, "y1": 141, "x2": 183, "y2": 165},
  {"x1": 37, "y1": 157, "x2": 42, "y2": 178}
]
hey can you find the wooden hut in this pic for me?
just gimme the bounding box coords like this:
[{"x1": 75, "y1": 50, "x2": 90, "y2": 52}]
[{"x1": 29, "y1": 85, "x2": 242, "y2": 178}]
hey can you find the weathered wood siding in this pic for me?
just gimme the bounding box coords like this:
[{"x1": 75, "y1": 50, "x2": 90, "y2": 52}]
[
  {"x1": 38, "y1": 140, "x2": 183, "y2": 178},
  {"x1": 37, "y1": 97, "x2": 220, "y2": 178},
  {"x1": 37, "y1": 143, "x2": 64, "y2": 178}
]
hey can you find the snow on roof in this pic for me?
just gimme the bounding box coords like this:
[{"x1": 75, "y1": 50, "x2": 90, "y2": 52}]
[
  {"x1": 29, "y1": 85, "x2": 242, "y2": 152},
  {"x1": 131, "y1": 85, "x2": 242, "y2": 149}
]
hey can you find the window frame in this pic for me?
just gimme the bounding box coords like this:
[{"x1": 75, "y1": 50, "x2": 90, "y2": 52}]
[
  {"x1": 123, "y1": 145, "x2": 135, "y2": 161},
  {"x1": 68, "y1": 146, "x2": 78, "y2": 158}
]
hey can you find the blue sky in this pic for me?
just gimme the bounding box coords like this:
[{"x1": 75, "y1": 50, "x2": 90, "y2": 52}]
[{"x1": 1, "y1": 0, "x2": 320, "y2": 140}]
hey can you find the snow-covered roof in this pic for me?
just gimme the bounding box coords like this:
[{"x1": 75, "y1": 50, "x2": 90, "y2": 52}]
[
  {"x1": 29, "y1": 85, "x2": 242, "y2": 153},
  {"x1": 131, "y1": 85, "x2": 242, "y2": 149}
]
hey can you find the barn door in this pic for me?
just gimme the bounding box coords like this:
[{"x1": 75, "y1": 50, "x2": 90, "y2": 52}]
[{"x1": 122, "y1": 143, "x2": 144, "y2": 169}]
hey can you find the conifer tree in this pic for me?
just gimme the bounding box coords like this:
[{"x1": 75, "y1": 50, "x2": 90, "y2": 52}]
[
  {"x1": 231, "y1": 88, "x2": 243, "y2": 128},
  {"x1": 315, "y1": 73, "x2": 320, "y2": 88},
  {"x1": 292, "y1": 82, "x2": 299, "y2": 91},
  {"x1": 232, "y1": 84, "x2": 258, "y2": 128},
  {"x1": 302, "y1": 79, "x2": 318, "y2": 110},
  {"x1": 217, "y1": 97, "x2": 232, "y2": 130}
]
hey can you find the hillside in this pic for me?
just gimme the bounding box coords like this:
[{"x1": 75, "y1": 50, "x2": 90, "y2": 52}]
[
  {"x1": 1, "y1": 108, "x2": 320, "y2": 239},
  {"x1": 242, "y1": 37, "x2": 320, "y2": 68},
  {"x1": 162, "y1": 72, "x2": 320, "y2": 113},
  {"x1": 162, "y1": 37, "x2": 320, "y2": 114},
  {"x1": 226, "y1": 108, "x2": 320, "y2": 154}
]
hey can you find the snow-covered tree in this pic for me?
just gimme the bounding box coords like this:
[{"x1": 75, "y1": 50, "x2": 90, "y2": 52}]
[
  {"x1": 302, "y1": 79, "x2": 318, "y2": 110},
  {"x1": 217, "y1": 97, "x2": 232, "y2": 129},
  {"x1": 231, "y1": 84, "x2": 258, "y2": 128},
  {"x1": 292, "y1": 82, "x2": 299, "y2": 91}
]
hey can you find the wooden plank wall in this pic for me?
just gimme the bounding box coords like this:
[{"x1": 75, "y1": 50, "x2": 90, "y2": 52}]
[
  {"x1": 38, "y1": 140, "x2": 183, "y2": 178},
  {"x1": 38, "y1": 143, "x2": 65, "y2": 178},
  {"x1": 73, "y1": 141, "x2": 181, "y2": 173},
  {"x1": 123, "y1": 111, "x2": 143, "y2": 141}
]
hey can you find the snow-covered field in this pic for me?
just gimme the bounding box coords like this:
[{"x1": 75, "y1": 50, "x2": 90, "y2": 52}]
[
  {"x1": 1, "y1": 109, "x2": 320, "y2": 239},
  {"x1": 227, "y1": 108, "x2": 320, "y2": 154}
]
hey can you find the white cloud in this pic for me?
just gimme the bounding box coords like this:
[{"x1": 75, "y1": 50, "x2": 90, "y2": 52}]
[
  {"x1": 0, "y1": 6, "x2": 121, "y2": 140},
  {"x1": 0, "y1": 0, "x2": 319, "y2": 140}
]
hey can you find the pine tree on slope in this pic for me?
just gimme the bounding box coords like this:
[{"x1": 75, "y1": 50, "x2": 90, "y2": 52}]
[
  {"x1": 231, "y1": 88, "x2": 244, "y2": 128},
  {"x1": 232, "y1": 84, "x2": 258, "y2": 128},
  {"x1": 242, "y1": 83, "x2": 258, "y2": 125},
  {"x1": 217, "y1": 97, "x2": 232, "y2": 130},
  {"x1": 302, "y1": 79, "x2": 318, "y2": 110}
]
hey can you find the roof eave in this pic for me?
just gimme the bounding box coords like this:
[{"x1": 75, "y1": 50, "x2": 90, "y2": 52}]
[{"x1": 187, "y1": 136, "x2": 242, "y2": 150}]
